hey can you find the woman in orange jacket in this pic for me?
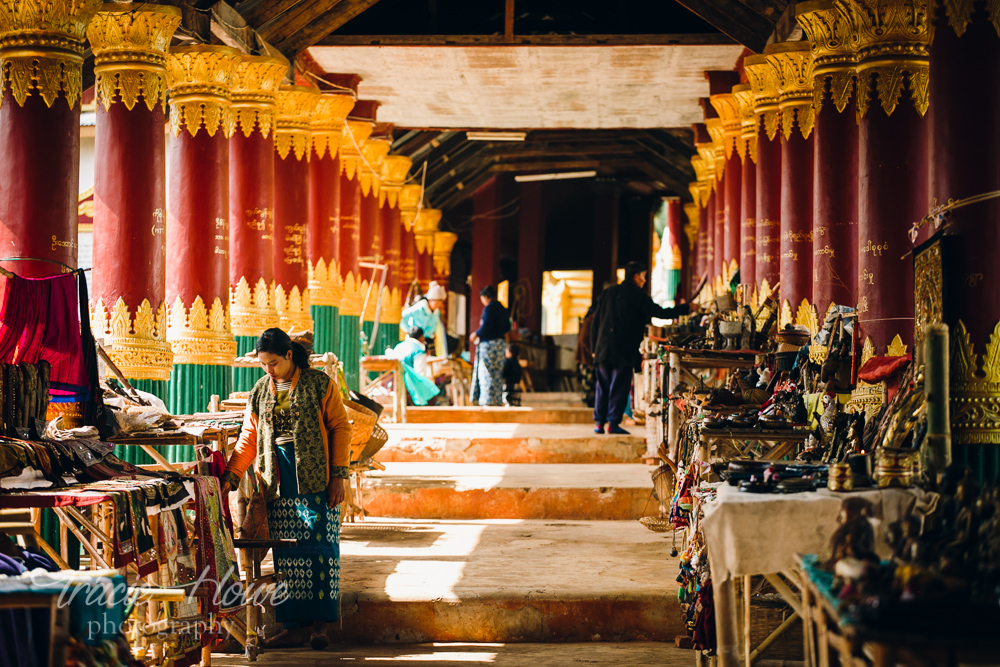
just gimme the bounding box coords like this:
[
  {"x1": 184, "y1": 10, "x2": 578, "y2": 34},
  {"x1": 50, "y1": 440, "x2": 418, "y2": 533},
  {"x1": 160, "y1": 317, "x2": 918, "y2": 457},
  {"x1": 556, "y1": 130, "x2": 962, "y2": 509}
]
[{"x1": 221, "y1": 328, "x2": 352, "y2": 650}]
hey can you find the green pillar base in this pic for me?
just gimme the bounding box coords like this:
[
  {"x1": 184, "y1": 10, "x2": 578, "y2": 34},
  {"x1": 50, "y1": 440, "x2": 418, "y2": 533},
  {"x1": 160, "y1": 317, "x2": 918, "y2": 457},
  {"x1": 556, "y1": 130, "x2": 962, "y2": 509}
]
[
  {"x1": 311, "y1": 304, "x2": 339, "y2": 355},
  {"x1": 233, "y1": 335, "x2": 264, "y2": 393},
  {"x1": 166, "y1": 363, "x2": 233, "y2": 464},
  {"x1": 378, "y1": 322, "x2": 400, "y2": 354},
  {"x1": 338, "y1": 314, "x2": 360, "y2": 391}
]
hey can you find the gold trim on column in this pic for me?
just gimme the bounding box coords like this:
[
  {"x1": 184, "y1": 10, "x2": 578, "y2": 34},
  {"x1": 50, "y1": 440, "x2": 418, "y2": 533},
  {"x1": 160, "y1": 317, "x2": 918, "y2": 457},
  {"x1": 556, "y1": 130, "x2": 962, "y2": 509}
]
[
  {"x1": 0, "y1": 0, "x2": 101, "y2": 108},
  {"x1": 399, "y1": 184, "x2": 424, "y2": 231},
  {"x1": 166, "y1": 45, "x2": 240, "y2": 138},
  {"x1": 311, "y1": 91, "x2": 355, "y2": 160},
  {"x1": 433, "y1": 230, "x2": 458, "y2": 276},
  {"x1": 840, "y1": 0, "x2": 931, "y2": 117},
  {"x1": 951, "y1": 319, "x2": 1000, "y2": 444},
  {"x1": 230, "y1": 276, "x2": 279, "y2": 337},
  {"x1": 414, "y1": 208, "x2": 441, "y2": 255},
  {"x1": 341, "y1": 119, "x2": 373, "y2": 180},
  {"x1": 309, "y1": 257, "x2": 343, "y2": 307},
  {"x1": 796, "y1": 298, "x2": 819, "y2": 336},
  {"x1": 275, "y1": 85, "x2": 319, "y2": 161},
  {"x1": 167, "y1": 294, "x2": 237, "y2": 365},
  {"x1": 380, "y1": 154, "x2": 412, "y2": 208},
  {"x1": 340, "y1": 272, "x2": 363, "y2": 317},
  {"x1": 230, "y1": 55, "x2": 285, "y2": 139},
  {"x1": 361, "y1": 137, "x2": 391, "y2": 198},
  {"x1": 745, "y1": 54, "x2": 781, "y2": 142},
  {"x1": 705, "y1": 118, "x2": 726, "y2": 181},
  {"x1": 731, "y1": 83, "x2": 758, "y2": 163},
  {"x1": 709, "y1": 93, "x2": 742, "y2": 160},
  {"x1": 275, "y1": 283, "x2": 313, "y2": 333},
  {"x1": 382, "y1": 287, "x2": 402, "y2": 326},
  {"x1": 765, "y1": 42, "x2": 816, "y2": 141},
  {"x1": 87, "y1": 3, "x2": 181, "y2": 112},
  {"x1": 797, "y1": 0, "x2": 859, "y2": 114},
  {"x1": 91, "y1": 297, "x2": 173, "y2": 381}
]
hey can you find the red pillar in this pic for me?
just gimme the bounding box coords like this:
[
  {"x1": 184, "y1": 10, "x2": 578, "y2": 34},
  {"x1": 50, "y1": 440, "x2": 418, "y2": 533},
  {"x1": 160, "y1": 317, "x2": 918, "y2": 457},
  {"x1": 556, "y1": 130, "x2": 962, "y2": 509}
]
[
  {"x1": 592, "y1": 182, "x2": 620, "y2": 302},
  {"x1": 723, "y1": 151, "x2": 742, "y2": 282},
  {"x1": 798, "y1": 3, "x2": 861, "y2": 318},
  {"x1": 165, "y1": 46, "x2": 241, "y2": 413},
  {"x1": 88, "y1": 5, "x2": 180, "y2": 385},
  {"x1": 517, "y1": 181, "x2": 545, "y2": 333},
  {"x1": 307, "y1": 90, "x2": 354, "y2": 354},
  {"x1": 471, "y1": 177, "x2": 504, "y2": 334},
  {"x1": 733, "y1": 83, "x2": 758, "y2": 292},
  {"x1": 766, "y1": 43, "x2": 815, "y2": 327},
  {"x1": 0, "y1": 2, "x2": 100, "y2": 277},
  {"x1": 399, "y1": 184, "x2": 421, "y2": 299},
  {"x1": 273, "y1": 86, "x2": 318, "y2": 334},
  {"x1": 745, "y1": 55, "x2": 783, "y2": 297},
  {"x1": 928, "y1": 0, "x2": 1000, "y2": 476},
  {"x1": 380, "y1": 196, "x2": 403, "y2": 326},
  {"x1": 229, "y1": 57, "x2": 284, "y2": 343},
  {"x1": 663, "y1": 197, "x2": 684, "y2": 303}
]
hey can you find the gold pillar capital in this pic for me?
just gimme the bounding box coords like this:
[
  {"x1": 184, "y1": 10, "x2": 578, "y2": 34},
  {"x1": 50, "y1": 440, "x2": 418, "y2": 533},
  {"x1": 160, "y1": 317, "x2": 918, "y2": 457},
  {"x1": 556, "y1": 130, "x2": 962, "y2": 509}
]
[
  {"x1": 0, "y1": 0, "x2": 102, "y2": 108},
  {"x1": 731, "y1": 83, "x2": 759, "y2": 163},
  {"x1": 91, "y1": 297, "x2": 173, "y2": 381},
  {"x1": 310, "y1": 91, "x2": 355, "y2": 160},
  {"x1": 840, "y1": 0, "x2": 931, "y2": 117},
  {"x1": 413, "y1": 208, "x2": 441, "y2": 255},
  {"x1": 275, "y1": 84, "x2": 319, "y2": 160},
  {"x1": 764, "y1": 41, "x2": 816, "y2": 140},
  {"x1": 166, "y1": 45, "x2": 241, "y2": 138},
  {"x1": 380, "y1": 154, "x2": 412, "y2": 208},
  {"x1": 709, "y1": 93, "x2": 742, "y2": 160},
  {"x1": 167, "y1": 294, "x2": 237, "y2": 365},
  {"x1": 399, "y1": 183, "x2": 424, "y2": 231},
  {"x1": 230, "y1": 276, "x2": 279, "y2": 337},
  {"x1": 230, "y1": 55, "x2": 286, "y2": 139},
  {"x1": 341, "y1": 118, "x2": 374, "y2": 180},
  {"x1": 432, "y1": 231, "x2": 458, "y2": 276},
  {"x1": 360, "y1": 136, "x2": 391, "y2": 197},
  {"x1": 797, "y1": 0, "x2": 860, "y2": 114},
  {"x1": 744, "y1": 54, "x2": 781, "y2": 142},
  {"x1": 87, "y1": 3, "x2": 181, "y2": 112}
]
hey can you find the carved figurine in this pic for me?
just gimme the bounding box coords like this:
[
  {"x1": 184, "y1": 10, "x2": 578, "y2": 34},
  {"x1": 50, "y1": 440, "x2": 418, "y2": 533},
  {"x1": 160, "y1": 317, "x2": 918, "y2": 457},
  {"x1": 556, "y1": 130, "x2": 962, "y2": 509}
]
[{"x1": 825, "y1": 497, "x2": 878, "y2": 570}]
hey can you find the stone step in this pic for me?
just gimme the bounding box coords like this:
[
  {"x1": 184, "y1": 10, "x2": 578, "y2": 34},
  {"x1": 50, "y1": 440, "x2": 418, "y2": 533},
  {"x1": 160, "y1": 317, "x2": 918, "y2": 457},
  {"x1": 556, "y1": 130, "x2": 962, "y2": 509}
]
[
  {"x1": 379, "y1": 423, "x2": 645, "y2": 464},
  {"x1": 361, "y1": 462, "x2": 656, "y2": 521},
  {"x1": 404, "y1": 405, "x2": 593, "y2": 424},
  {"x1": 329, "y1": 519, "x2": 683, "y2": 643},
  {"x1": 520, "y1": 391, "x2": 584, "y2": 408}
]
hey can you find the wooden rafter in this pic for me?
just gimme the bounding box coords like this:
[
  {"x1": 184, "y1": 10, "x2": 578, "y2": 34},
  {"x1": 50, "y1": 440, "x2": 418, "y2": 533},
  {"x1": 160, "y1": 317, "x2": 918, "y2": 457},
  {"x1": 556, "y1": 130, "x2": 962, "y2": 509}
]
[
  {"x1": 272, "y1": 0, "x2": 385, "y2": 56},
  {"x1": 667, "y1": 0, "x2": 772, "y2": 52},
  {"x1": 316, "y1": 33, "x2": 737, "y2": 46}
]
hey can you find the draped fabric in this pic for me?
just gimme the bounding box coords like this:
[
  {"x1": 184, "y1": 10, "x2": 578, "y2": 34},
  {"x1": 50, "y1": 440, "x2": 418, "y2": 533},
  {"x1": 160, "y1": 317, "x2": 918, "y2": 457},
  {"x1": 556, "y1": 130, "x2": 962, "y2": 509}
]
[{"x1": 0, "y1": 273, "x2": 88, "y2": 398}]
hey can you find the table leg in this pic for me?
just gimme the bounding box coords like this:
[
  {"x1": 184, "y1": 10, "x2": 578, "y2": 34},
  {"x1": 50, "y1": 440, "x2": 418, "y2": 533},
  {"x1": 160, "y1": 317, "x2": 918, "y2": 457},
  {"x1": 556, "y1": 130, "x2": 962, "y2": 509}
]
[
  {"x1": 743, "y1": 575, "x2": 752, "y2": 667},
  {"x1": 715, "y1": 577, "x2": 741, "y2": 667}
]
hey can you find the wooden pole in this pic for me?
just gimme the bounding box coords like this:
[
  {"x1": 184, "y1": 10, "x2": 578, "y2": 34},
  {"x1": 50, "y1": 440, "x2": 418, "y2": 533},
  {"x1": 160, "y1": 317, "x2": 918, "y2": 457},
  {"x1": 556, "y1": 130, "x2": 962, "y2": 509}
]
[{"x1": 504, "y1": 0, "x2": 515, "y2": 42}]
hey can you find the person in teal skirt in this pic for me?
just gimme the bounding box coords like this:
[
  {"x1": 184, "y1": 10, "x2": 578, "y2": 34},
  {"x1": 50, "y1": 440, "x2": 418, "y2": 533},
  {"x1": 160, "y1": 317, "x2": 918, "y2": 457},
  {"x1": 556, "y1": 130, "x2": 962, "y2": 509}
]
[
  {"x1": 388, "y1": 327, "x2": 441, "y2": 406},
  {"x1": 222, "y1": 328, "x2": 353, "y2": 650}
]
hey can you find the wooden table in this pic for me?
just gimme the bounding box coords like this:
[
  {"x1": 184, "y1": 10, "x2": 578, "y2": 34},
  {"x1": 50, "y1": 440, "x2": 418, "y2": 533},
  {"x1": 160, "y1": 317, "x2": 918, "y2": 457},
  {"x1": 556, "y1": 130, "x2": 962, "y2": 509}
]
[
  {"x1": 698, "y1": 427, "x2": 811, "y2": 463},
  {"x1": 663, "y1": 347, "x2": 759, "y2": 460},
  {"x1": 360, "y1": 356, "x2": 407, "y2": 423},
  {"x1": 798, "y1": 557, "x2": 1000, "y2": 667}
]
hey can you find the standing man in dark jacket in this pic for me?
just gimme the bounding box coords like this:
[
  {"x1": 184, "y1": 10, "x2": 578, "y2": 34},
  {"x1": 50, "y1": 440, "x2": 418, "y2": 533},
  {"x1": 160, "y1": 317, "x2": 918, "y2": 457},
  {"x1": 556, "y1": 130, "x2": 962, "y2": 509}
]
[{"x1": 590, "y1": 261, "x2": 689, "y2": 434}]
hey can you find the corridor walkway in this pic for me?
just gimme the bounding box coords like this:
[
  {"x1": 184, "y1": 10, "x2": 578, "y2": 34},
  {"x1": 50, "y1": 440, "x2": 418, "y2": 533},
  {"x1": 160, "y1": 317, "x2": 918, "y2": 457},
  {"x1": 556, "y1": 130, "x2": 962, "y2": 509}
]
[{"x1": 216, "y1": 394, "x2": 689, "y2": 664}]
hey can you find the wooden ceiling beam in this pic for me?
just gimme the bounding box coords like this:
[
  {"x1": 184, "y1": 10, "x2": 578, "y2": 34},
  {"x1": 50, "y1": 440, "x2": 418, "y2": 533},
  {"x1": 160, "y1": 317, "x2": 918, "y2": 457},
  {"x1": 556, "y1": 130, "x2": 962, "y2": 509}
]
[
  {"x1": 392, "y1": 130, "x2": 442, "y2": 157},
  {"x1": 490, "y1": 160, "x2": 602, "y2": 173},
  {"x1": 430, "y1": 162, "x2": 499, "y2": 212},
  {"x1": 316, "y1": 33, "x2": 737, "y2": 46},
  {"x1": 668, "y1": 0, "x2": 772, "y2": 52},
  {"x1": 602, "y1": 159, "x2": 691, "y2": 199},
  {"x1": 272, "y1": 0, "x2": 384, "y2": 56}
]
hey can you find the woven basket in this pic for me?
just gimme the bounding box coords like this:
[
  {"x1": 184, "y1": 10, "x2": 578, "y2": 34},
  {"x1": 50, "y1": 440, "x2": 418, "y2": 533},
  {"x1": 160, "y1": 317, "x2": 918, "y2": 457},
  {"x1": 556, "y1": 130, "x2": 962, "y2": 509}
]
[
  {"x1": 651, "y1": 464, "x2": 676, "y2": 504},
  {"x1": 344, "y1": 399, "x2": 377, "y2": 446},
  {"x1": 355, "y1": 424, "x2": 389, "y2": 463},
  {"x1": 639, "y1": 516, "x2": 674, "y2": 533}
]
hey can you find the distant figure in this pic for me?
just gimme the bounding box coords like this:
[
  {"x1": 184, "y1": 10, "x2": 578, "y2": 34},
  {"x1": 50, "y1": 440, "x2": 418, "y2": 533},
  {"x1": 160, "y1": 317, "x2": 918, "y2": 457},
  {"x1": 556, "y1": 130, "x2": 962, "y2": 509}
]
[
  {"x1": 469, "y1": 285, "x2": 510, "y2": 406},
  {"x1": 387, "y1": 327, "x2": 440, "y2": 406},
  {"x1": 502, "y1": 344, "x2": 523, "y2": 407},
  {"x1": 401, "y1": 281, "x2": 448, "y2": 357},
  {"x1": 590, "y1": 261, "x2": 689, "y2": 435}
]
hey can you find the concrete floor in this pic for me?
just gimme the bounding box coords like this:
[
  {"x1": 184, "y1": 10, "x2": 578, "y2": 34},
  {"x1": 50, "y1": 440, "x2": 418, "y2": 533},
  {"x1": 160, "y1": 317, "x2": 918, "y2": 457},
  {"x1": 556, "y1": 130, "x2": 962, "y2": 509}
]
[
  {"x1": 365, "y1": 462, "x2": 656, "y2": 490},
  {"x1": 212, "y1": 642, "x2": 696, "y2": 666}
]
